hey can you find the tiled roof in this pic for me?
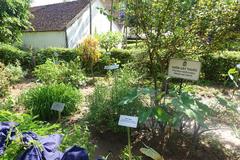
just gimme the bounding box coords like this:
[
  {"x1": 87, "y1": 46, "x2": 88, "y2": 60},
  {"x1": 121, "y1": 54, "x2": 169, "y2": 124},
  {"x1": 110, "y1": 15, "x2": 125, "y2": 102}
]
[{"x1": 27, "y1": 0, "x2": 89, "y2": 32}]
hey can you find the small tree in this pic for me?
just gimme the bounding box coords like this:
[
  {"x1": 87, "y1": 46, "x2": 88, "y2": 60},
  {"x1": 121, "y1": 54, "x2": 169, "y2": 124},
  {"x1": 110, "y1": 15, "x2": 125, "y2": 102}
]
[
  {"x1": 78, "y1": 36, "x2": 101, "y2": 76},
  {"x1": 0, "y1": 0, "x2": 31, "y2": 44},
  {"x1": 123, "y1": 0, "x2": 239, "y2": 104},
  {"x1": 97, "y1": 32, "x2": 123, "y2": 52}
]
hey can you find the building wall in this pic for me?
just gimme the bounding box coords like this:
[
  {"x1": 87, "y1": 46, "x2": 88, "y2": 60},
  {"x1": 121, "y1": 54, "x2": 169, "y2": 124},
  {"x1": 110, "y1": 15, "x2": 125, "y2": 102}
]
[
  {"x1": 92, "y1": 0, "x2": 120, "y2": 34},
  {"x1": 22, "y1": 31, "x2": 66, "y2": 49},
  {"x1": 66, "y1": 0, "x2": 121, "y2": 48},
  {"x1": 24, "y1": 0, "x2": 121, "y2": 49}
]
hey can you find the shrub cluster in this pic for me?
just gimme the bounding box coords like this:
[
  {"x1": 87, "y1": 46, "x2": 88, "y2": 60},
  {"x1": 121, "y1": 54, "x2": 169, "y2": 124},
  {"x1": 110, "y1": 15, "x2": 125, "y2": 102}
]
[
  {"x1": 0, "y1": 61, "x2": 25, "y2": 97},
  {"x1": 0, "y1": 43, "x2": 30, "y2": 67},
  {"x1": 21, "y1": 83, "x2": 82, "y2": 121},
  {"x1": 88, "y1": 67, "x2": 144, "y2": 132},
  {"x1": 0, "y1": 63, "x2": 10, "y2": 97},
  {"x1": 200, "y1": 51, "x2": 240, "y2": 82},
  {"x1": 97, "y1": 31, "x2": 123, "y2": 52},
  {"x1": 34, "y1": 59, "x2": 86, "y2": 87},
  {"x1": 35, "y1": 48, "x2": 79, "y2": 65},
  {"x1": 5, "y1": 61, "x2": 26, "y2": 84}
]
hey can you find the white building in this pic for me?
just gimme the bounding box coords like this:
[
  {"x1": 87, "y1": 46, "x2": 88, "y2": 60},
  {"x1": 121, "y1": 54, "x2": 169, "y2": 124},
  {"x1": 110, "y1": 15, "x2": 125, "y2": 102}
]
[{"x1": 23, "y1": 0, "x2": 122, "y2": 49}]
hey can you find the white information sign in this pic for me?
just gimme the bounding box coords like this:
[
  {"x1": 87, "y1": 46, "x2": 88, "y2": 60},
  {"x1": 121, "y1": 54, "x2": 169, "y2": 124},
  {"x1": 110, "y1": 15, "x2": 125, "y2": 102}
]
[
  {"x1": 51, "y1": 102, "x2": 65, "y2": 112},
  {"x1": 118, "y1": 115, "x2": 138, "y2": 128},
  {"x1": 168, "y1": 59, "x2": 201, "y2": 81},
  {"x1": 104, "y1": 64, "x2": 119, "y2": 70}
]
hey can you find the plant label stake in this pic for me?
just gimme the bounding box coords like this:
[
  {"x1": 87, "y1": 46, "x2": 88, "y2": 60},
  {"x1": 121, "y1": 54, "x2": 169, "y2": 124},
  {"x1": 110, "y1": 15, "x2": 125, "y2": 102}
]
[
  {"x1": 51, "y1": 102, "x2": 65, "y2": 122},
  {"x1": 104, "y1": 64, "x2": 119, "y2": 70},
  {"x1": 118, "y1": 115, "x2": 138, "y2": 160}
]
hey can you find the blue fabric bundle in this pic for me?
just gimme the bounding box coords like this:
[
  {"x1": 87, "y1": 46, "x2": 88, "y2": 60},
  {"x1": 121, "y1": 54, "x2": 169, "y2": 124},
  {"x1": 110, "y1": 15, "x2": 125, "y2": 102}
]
[
  {"x1": 62, "y1": 146, "x2": 89, "y2": 160},
  {"x1": 0, "y1": 122, "x2": 89, "y2": 160},
  {"x1": 19, "y1": 132, "x2": 64, "y2": 160},
  {"x1": 0, "y1": 122, "x2": 18, "y2": 155}
]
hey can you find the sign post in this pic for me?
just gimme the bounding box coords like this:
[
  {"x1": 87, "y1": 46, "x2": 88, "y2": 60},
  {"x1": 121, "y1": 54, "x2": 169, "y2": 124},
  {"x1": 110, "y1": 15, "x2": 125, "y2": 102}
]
[
  {"x1": 168, "y1": 59, "x2": 201, "y2": 93},
  {"x1": 118, "y1": 115, "x2": 138, "y2": 160},
  {"x1": 104, "y1": 64, "x2": 119, "y2": 71},
  {"x1": 51, "y1": 102, "x2": 65, "y2": 122}
]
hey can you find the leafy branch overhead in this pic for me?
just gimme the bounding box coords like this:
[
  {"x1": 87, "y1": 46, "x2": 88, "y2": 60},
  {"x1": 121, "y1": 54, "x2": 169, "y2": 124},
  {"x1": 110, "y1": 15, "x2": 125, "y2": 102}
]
[{"x1": 0, "y1": 0, "x2": 32, "y2": 44}]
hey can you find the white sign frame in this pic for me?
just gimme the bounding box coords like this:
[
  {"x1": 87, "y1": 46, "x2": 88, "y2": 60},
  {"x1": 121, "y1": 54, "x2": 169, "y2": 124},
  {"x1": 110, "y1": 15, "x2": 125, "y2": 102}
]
[
  {"x1": 168, "y1": 58, "x2": 201, "y2": 81},
  {"x1": 104, "y1": 64, "x2": 119, "y2": 70},
  {"x1": 51, "y1": 102, "x2": 65, "y2": 112},
  {"x1": 118, "y1": 115, "x2": 138, "y2": 128}
]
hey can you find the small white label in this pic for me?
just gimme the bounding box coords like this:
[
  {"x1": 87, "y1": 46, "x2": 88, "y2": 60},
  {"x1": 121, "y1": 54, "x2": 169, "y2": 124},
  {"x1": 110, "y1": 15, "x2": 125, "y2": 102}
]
[
  {"x1": 104, "y1": 64, "x2": 119, "y2": 70},
  {"x1": 168, "y1": 59, "x2": 201, "y2": 81},
  {"x1": 118, "y1": 115, "x2": 138, "y2": 128},
  {"x1": 51, "y1": 102, "x2": 65, "y2": 112}
]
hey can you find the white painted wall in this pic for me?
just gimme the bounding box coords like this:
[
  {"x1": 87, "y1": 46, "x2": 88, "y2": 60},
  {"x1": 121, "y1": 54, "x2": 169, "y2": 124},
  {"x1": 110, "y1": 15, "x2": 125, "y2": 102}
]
[
  {"x1": 66, "y1": 5, "x2": 90, "y2": 48},
  {"x1": 24, "y1": 0, "x2": 122, "y2": 49},
  {"x1": 92, "y1": 0, "x2": 120, "y2": 34},
  {"x1": 23, "y1": 31, "x2": 66, "y2": 49},
  {"x1": 66, "y1": 0, "x2": 121, "y2": 48}
]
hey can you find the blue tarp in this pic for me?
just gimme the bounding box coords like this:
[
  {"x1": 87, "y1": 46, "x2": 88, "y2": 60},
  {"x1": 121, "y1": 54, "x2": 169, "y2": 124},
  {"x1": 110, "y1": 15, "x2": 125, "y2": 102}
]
[
  {"x1": 0, "y1": 122, "x2": 89, "y2": 160},
  {"x1": 0, "y1": 122, "x2": 18, "y2": 155}
]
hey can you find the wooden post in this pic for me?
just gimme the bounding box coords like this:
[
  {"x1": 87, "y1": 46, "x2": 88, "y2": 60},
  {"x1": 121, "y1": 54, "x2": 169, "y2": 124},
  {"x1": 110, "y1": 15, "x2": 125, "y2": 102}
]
[
  {"x1": 110, "y1": 0, "x2": 114, "y2": 31},
  {"x1": 89, "y1": 0, "x2": 92, "y2": 35},
  {"x1": 127, "y1": 127, "x2": 132, "y2": 160}
]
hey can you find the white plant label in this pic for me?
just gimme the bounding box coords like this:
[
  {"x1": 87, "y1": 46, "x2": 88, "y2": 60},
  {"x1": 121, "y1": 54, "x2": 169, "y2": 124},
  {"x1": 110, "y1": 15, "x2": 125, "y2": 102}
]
[
  {"x1": 104, "y1": 64, "x2": 119, "y2": 70},
  {"x1": 168, "y1": 59, "x2": 201, "y2": 81},
  {"x1": 51, "y1": 102, "x2": 65, "y2": 112},
  {"x1": 118, "y1": 115, "x2": 138, "y2": 128}
]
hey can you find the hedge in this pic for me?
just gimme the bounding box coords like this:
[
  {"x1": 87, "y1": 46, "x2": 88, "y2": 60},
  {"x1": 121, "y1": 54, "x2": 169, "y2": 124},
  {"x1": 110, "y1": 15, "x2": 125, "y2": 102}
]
[
  {"x1": 34, "y1": 48, "x2": 79, "y2": 65},
  {"x1": 0, "y1": 43, "x2": 31, "y2": 67},
  {"x1": 200, "y1": 51, "x2": 240, "y2": 82}
]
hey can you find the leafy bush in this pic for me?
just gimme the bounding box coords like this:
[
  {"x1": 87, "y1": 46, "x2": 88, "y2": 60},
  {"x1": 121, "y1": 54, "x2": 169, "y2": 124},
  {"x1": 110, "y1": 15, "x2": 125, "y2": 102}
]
[
  {"x1": 200, "y1": 51, "x2": 240, "y2": 82},
  {"x1": 34, "y1": 59, "x2": 86, "y2": 87},
  {"x1": 62, "y1": 59, "x2": 86, "y2": 87},
  {"x1": 110, "y1": 48, "x2": 132, "y2": 64},
  {"x1": 88, "y1": 67, "x2": 144, "y2": 132},
  {"x1": 5, "y1": 61, "x2": 25, "y2": 84},
  {"x1": 34, "y1": 59, "x2": 66, "y2": 84},
  {"x1": 35, "y1": 48, "x2": 79, "y2": 65},
  {"x1": 0, "y1": 63, "x2": 10, "y2": 97},
  {"x1": 78, "y1": 36, "x2": 101, "y2": 75},
  {"x1": 97, "y1": 32, "x2": 123, "y2": 52},
  {"x1": 0, "y1": 96, "x2": 14, "y2": 110},
  {"x1": 0, "y1": 43, "x2": 30, "y2": 67},
  {"x1": 21, "y1": 83, "x2": 82, "y2": 121}
]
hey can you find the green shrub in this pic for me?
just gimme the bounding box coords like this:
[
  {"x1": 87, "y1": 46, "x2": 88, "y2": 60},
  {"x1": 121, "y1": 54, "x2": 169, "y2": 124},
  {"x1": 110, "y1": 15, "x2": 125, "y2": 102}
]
[
  {"x1": 21, "y1": 83, "x2": 82, "y2": 121},
  {"x1": 97, "y1": 32, "x2": 123, "y2": 52},
  {"x1": 88, "y1": 67, "x2": 144, "y2": 132},
  {"x1": 78, "y1": 36, "x2": 101, "y2": 75},
  {"x1": 35, "y1": 48, "x2": 79, "y2": 65},
  {"x1": 5, "y1": 61, "x2": 26, "y2": 84},
  {"x1": 110, "y1": 48, "x2": 132, "y2": 64},
  {"x1": 0, "y1": 63, "x2": 10, "y2": 97},
  {"x1": 34, "y1": 59, "x2": 86, "y2": 87},
  {"x1": 0, "y1": 96, "x2": 14, "y2": 110},
  {"x1": 94, "y1": 48, "x2": 146, "y2": 75},
  {"x1": 200, "y1": 51, "x2": 240, "y2": 82},
  {"x1": 34, "y1": 59, "x2": 66, "y2": 84},
  {"x1": 0, "y1": 43, "x2": 30, "y2": 67},
  {"x1": 63, "y1": 59, "x2": 86, "y2": 87}
]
